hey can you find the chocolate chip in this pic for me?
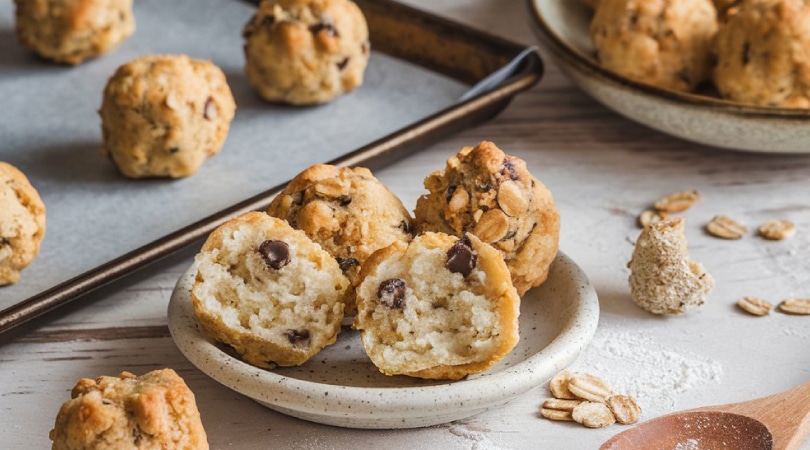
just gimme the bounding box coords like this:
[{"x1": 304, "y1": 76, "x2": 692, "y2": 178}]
[
  {"x1": 259, "y1": 240, "x2": 290, "y2": 270},
  {"x1": 169, "y1": 147, "x2": 180, "y2": 154},
  {"x1": 337, "y1": 57, "x2": 350, "y2": 70},
  {"x1": 398, "y1": 220, "x2": 410, "y2": 234},
  {"x1": 336, "y1": 257, "x2": 359, "y2": 272},
  {"x1": 309, "y1": 23, "x2": 338, "y2": 38},
  {"x1": 446, "y1": 237, "x2": 477, "y2": 277},
  {"x1": 446, "y1": 184, "x2": 457, "y2": 202},
  {"x1": 378, "y1": 278, "x2": 406, "y2": 308},
  {"x1": 203, "y1": 97, "x2": 217, "y2": 120},
  {"x1": 285, "y1": 329, "x2": 310, "y2": 347},
  {"x1": 742, "y1": 41, "x2": 750, "y2": 66},
  {"x1": 338, "y1": 195, "x2": 352, "y2": 206},
  {"x1": 502, "y1": 158, "x2": 519, "y2": 180},
  {"x1": 261, "y1": 15, "x2": 275, "y2": 27}
]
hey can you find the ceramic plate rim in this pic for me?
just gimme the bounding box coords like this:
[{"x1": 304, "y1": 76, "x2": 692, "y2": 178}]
[{"x1": 168, "y1": 251, "x2": 599, "y2": 428}]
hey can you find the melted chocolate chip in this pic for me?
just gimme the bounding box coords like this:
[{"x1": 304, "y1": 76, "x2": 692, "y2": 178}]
[
  {"x1": 309, "y1": 23, "x2": 338, "y2": 38},
  {"x1": 259, "y1": 240, "x2": 290, "y2": 270},
  {"x1": 398, "y1": 220, "x2": 410, "y2": 234},
  {"x1": 169, "y1": 147, "x2": 180, "y2": 154},
  {"x1": 285, "y1": 329, "x2": 310, "y2": 347},
  {"x1": 378, "y1": 278, "x2": 406, "y2": 308},
  {"x1": 336, "y1": 257, "x2": 359, "y2": 272},
  {"x1": 446, "y1": 184, "x2": 457, "y2": 202},
  {"x1": 338, "y1": 195, "x2": 352, "y2": 206},
  {"x1": 446, "y1": 237, "x2": 477, "y2": 277},
  {"x1": 502, "y1": 158, "x2": 519, "y2": 180},
  {"x1": 203, "y1": 97, "x2": 216, "y2": 120},
  {"x1": 337, "y1": 57, "x2": 350, "y2": 70}
]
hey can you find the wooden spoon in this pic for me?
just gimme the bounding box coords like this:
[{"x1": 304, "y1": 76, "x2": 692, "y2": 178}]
[{"x1": 601, "y1": 380, "x2": 810, "y2": 450}]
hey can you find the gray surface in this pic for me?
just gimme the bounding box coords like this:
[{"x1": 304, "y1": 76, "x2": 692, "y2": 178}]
[{"x1": 0, "y1": 0, "x2": 468, "y2": 309}]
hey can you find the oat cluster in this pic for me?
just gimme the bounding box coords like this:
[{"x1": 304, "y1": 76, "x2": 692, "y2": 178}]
[{"x1": 540, "y1": 370, "x2": 641, "y2": 429}]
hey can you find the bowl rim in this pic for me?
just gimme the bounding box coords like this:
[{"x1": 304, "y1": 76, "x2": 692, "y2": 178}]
[{"x1": 527, "y1": 0, "x2": 810, "y2": 120}]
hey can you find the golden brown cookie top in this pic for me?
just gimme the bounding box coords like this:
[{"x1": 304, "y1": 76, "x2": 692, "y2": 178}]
[{"x1": 0, "y1": 161, "x2": 46, "y2": 285}]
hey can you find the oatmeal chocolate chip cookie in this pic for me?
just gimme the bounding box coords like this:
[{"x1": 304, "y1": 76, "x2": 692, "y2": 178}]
[
  {"x1": 0, "y1": 162, "x2": 46, "y2": 286},
  {"x1": 243, "y1": 0, "x2": 370, "y2": 105},
  {"x1": 414, "y1": 141, "x2": 559, "y2": 296},
  {"x1": 353, "y1": 232, "x2": 520, "y2": 380},
  {"x1": 267, "y1": 164, "x2": 412, "y2": 315},
  {"x1": 14, "y1": 0, "x2": 135, "y2": 65},
  {"x1": 49, "y1": 369, "x2": 208, "y2": 450},
  {"x1": 714, "y1": 0, "x2": 810, "y2": 107},
  {"x1": 192, "y1": 212, "x2": 350, "y2": 368},
  {"x1": 628, "y1": 218, "x2": 714, "y2": 314},
  {"x1": 590, "y1": 0, "x2": 718, "y2": 92},
  {"x1": 99, "y1": 54, "x2": 236, "y2": 178}
]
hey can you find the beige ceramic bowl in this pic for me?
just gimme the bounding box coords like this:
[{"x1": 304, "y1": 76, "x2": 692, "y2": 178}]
[{"x1": 528, "y1": 0, "x2": 810, "y2": 153}]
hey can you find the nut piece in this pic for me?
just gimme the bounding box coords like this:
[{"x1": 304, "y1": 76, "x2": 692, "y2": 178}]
[
  {"x1": 572, "y1": 402, "x2": 616, "y2": 428},
  {"x1": 705, "y1": 215, "x2": 747, "y2": 239},
  {"x1": 472, "y1": 209, "x2": 510, "y2": 243},
  {"x1": 638, "y1": 209, "x2": 670, "y2": 228},
  {"x1": 737, "y1": 296, "x2": 772, "y2": 316},
  {"x1": 497, "y1": 180, "x2": 528, "y2": 217},
  {"x1": 568, "y1": 373, "x2": 613, "y2": 403},
  {"x1": 606, "y1": 395, "x2": 641, "y2": 425},
  {"x1": 654, "y1": 190, "x2": 701, "y2": 213},
  {"x1": 778, "y1": 298, "x2": 810, "y2": 315},
  {"x1": 759, "y1": 219, "x2": 796, "y2": 241},
  {"x1": 549, "y1": 370, "x2": 578, "y2": 400}
]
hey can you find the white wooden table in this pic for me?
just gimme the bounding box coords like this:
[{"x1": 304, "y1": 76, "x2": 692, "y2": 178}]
[{"x1": 3, "y1": 1, "x2": 810, "y2": 448}]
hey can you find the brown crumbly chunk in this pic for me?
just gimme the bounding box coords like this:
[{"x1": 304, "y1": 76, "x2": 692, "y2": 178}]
[
  {"x1": 628, "y1": 218, "x2": 714, "y2": 314},
  {"x1": 590, "y1": 0, "x2": 718, "y2": 92},
  {"x1": 243, "y1": 0, "x2": 370, "y2": 105},
  {"x1": 192, "y1": 212, "x2": 350, "y2": 368},
  {"x1": 0, "y1": 161, "x2": 46, "y2": 285},
  {"x1": 99, "y1": 54, "x2": 236, "y2": 178},
  {"x1": 414, "y1": 141, "x2": 560, "y2": 296},
  {"x1": 49, "y1": 369, "x2": 208, "y2": 450},
  {"x1": 14, "y1": 0, "x2": 135, "y2": 65},
  {"x1": 353, "y1": 232, "x2": 520, "y2": 380}
]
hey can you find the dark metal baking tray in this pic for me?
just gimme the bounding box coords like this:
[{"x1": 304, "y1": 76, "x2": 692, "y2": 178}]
[{"x1": 0, "y1": 0, "x2": 542, "y2": 335}]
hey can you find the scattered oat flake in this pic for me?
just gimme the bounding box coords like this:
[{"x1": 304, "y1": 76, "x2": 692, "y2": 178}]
[
  {"x1": 549, "y1": 370, "x2": 578, "y2": 400},
  {"x1": 654, "y1": 190, "x2": 701, "y2": 213},
  {"x1": 705, "y1": 215, "x2": 747, "y2": 239},
  {"x1": 737, "y1": 297, "x2": 772, "y2": 316},
  {"x1": 759, "y1": 219, "x2": 796, "y2": 241},
  {"x1": 568, "y1": 373, "x2": 613, "y2": 403},
  {"x1": 540, "y1": 408, "x2": 574, "y2": 421},
  {"x1": 606, "y1": 395, "x2": 641, "y2": 425},
  {"x1": 638, "y1": 209, "x2": 670, "y2": 228},
  {"x1": 778, "y1": 298, "x2": 810, "y2": 315},
  {"x1": 572, "y1": 402, "x2": 616, "y2": 428}
]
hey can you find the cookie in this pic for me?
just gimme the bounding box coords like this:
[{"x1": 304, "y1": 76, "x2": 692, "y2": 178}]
[
  {"x1": 714, "y1": 0, "x2": 810, "y2": 107},
  {"x1": 590, "y1": 0, "x2": 718, "y2": 92},
  {"x1": 191, "y1": 211, "x2": 350, "y2": 368},
  {"x1": 242, "y1": 0, "x2": 370, "y2": 105},
  {"x1": 414, "y1": 141, "x2": 559, "y2": 296},
  {"x1": 267, "y1": 164, "x2": 413, "y2": 314},
  {"x1": 14, "y1": 0, "x2": 135, "y2": 65},
  {"x1": 49, "y1": 369, "x2": 208, "y2": 450},
  {"x1": 99, "y1": 54, "x2": 236, "y2": 178},
  {"x1": 0, "y1": 162, "x2": 46, "y2": 286},
  {"x1": 628, "y1": 218, "x2": 714, "y2": 314},
  {"x1": 353, "y1": 232, "x2": 520, "y2": 380}
]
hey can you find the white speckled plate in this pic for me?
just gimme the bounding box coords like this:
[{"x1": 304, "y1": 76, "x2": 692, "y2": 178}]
[
  {"x1": 168, "y1": 251, "x2": 599, "y2": 429},
  {"x1": 528, "y1": 0, "x2": 810, "y2": 153}
]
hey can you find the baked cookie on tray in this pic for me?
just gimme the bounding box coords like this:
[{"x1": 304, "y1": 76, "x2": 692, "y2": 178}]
[
  {"x1": 49, "y1": 369, "x2": 208, "y2": 450},
  {"x1": 99, "y1": 54, "x2": 236, "y2": 178},
  {"x1": 191, "y1": 212, "x2": 350, "y2": 368},
  {"x1": 0, "y1": 161, "x2": 46, "y2": 286},
  {"x1": 353, "y1": 232, "x2": 520, "y2": 380},
  {"x1": 414, "y1": 141, "x2": 559, "y2": 296},
  {"x1": 14, "y1": 0, "x2": 135, "y2": 65},
  {"x1": 242, "y1": 0, "x2": 371, "y2": 105},
  {"x1": 267, "y1": 164, "x2": 413, "y2": 315}
]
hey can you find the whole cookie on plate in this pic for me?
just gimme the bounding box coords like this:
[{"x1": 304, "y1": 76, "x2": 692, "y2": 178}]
[
  {"x1": 714, "y1": 0, "x2": 810, "y2": 107},
  {"x1": 590, "y1": 0, "x2": 718, "y2": 92},
  {"x1": 49, "y1": 369, "x2": 208, "y2": 450},
  {"x1": 242, "y1": 0, "x2": 370, "y2": 105},
  {"x1": 414, "y1": 141, "x2": 560, "y2": 296},
  {"x1": 14, "y1": 0, "x2": 135, "y2": 65},
  {"x1": 354, "y1": 232, "x2": 520, "y2": 380},
  {"x1": 267, "y1": 164, "x2": 413, "y2": 314},
  {"x1": 191, "y1": 211, "x2": 350, "y2": 368},
  {"x1": 99, "y1": 54, "x2": 236, "y2": 178},
  {"x1": 0, "y1": 162, "x2": 46, "y2": 286}
]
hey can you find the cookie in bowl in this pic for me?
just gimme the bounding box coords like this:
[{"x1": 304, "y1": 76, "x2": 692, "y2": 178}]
[
  {"x1": 99, "y1": 54, "x2": 236, "y2": 178},
  {"x1": 353, "y1": 232, "x2": 520, "y2": 380},
  {"x1": 191, "y1": 212, "x2": 350, "y2": 368},
  {"x1": 0, "y1": 161, "x2": 46, "y2": 286},
  {"x1": 589, "y1": 0, "x2": 718, "y2": 92},
  {"x1": 14, "y1": 0, "x2": 135, "y2": 65},
  {"x1": 414, "y1": 141, "x2": 559, "y2": 296},
  {"x1": 242, "y1": 0, "x2": 371, "y2": 105}
]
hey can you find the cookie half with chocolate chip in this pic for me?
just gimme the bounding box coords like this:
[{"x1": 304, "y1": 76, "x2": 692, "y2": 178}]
[
  {"x1": 353, "y1": 232, "x2": 520, "y2": 380},
  {"x1": 191, "y1": 211, "x2": 350, "y2": 368},
  {"x1": 414, "y1": 141, "x2": 560, "y2": 296},
  {"x1": 243, "y1": 0, "x2": 370, "y2": 105}
]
